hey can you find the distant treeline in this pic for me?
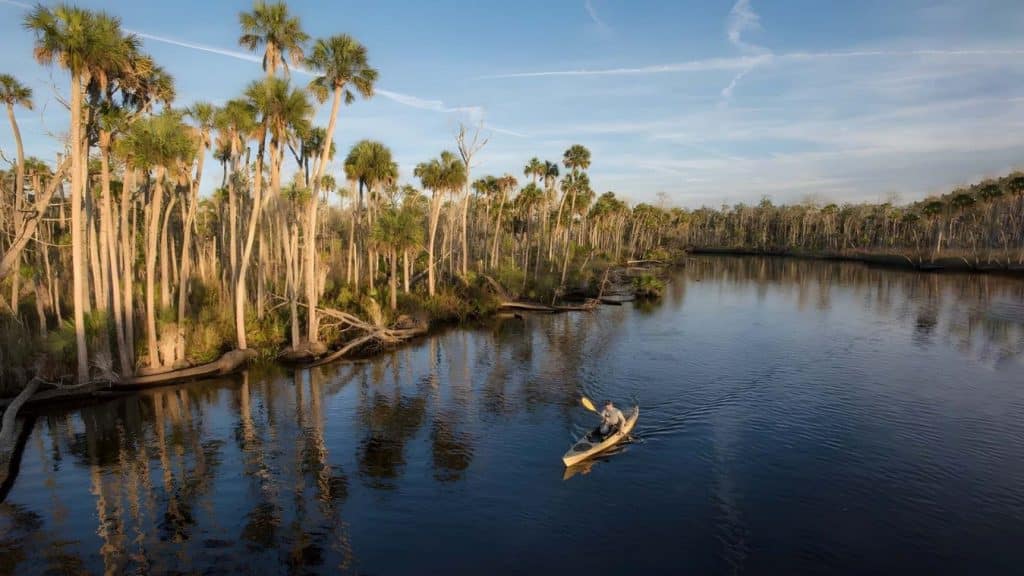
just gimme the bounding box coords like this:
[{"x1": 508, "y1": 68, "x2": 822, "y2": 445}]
[{"x1": 678, "y1": 173, "x2": 1024, "y2": 265}]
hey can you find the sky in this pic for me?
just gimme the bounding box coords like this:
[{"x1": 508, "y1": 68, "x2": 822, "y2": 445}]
[{"x1": 2, "y1": 0, "x2": 1024, "y2": 208}]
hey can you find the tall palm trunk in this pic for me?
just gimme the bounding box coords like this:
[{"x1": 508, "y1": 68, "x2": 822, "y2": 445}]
[
  {"x1": 403, "y1": 249, "x2": 410, "y2": 292},
  {"x1": 305, "y1": 86, "x2": 342, "y2": 345},
  {"x1": 286, "y1": 214, "x2": 301, "y2": 348},
  {"x1": 159, "y1": 194, "x2": 177, "y2": 311},
  {"x1": 6, "y1": 102, "x2": 25, "y2": 311},
  {"x1": 121, "y1": 169, "x2": 137, "y2": 369},
  {"x1": 560, "y1": 186, "x2": 578, "y2": 287},
  {"x1": 86, "y1": 188, "x2": 104, "y2": 311},
  {"x1": 228, "y1": 140, "x2": 240, "y2": 301},
  {"x1": 176, "y1": 139, "x2": 206, "y2": 361},
  {"x1": 100, "y1": 135, "x2": 129, "y2": 376},
  {"x1": 70, "y1": 72, "x2": 89, "y2": 383},
  {"x1": 145, "y1": 167, "x2": 167, "y2": 369},
  {"x1": 490, "y1": 191, "x2": 505, "y2": 269},
  {"x1": 236, "y1": 141, "x2": 268, "y2": 350},
  {"x1": 389, "y1": 249, "x2": 398, "y2": 311},
  {"x1": 427, "y1": 191, "x2": 442, "y2": 296}
]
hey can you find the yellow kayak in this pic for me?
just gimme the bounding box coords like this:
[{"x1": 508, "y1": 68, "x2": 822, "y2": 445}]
[{"x1": 562, "y1": 406, "x2": 639, "y2": 467}]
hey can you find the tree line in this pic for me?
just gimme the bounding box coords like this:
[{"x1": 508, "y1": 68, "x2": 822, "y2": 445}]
[
  {"x1": 679, "y1": 174, "x2": 1024, "y2": 264},
  {"x1": 0, "y1": 2, "x2": 676, "y2": 388}
]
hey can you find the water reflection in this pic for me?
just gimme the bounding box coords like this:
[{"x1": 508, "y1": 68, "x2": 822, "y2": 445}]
[
  {"x1": 688, "y1": 256, "x2": 1024, "y2": 366},
  {"x1": 1, "y1": 256, "x2": 1022, "y2": 574}
]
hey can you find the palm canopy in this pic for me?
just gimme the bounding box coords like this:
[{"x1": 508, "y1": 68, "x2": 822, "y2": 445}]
[
  {"x1": 516, "y1": 182, "x2": 544, "y2": 212},
  {"x1": 299, "y1": 126, "x2": 335, "y2": 161},
  {"x1": 214, "y1": 98, "x2": 257, "y2": 153},
  {"x1": 523, "y1": 157, "x2": 542, "y2": 181},
  {"x1": 562, "y1": 144, "x2": 591, "y2": 173},
  {"x1": 414, "y1": 150, "x2": 465, "y2": 194},
  {"x1": 590, "y1": 191, "x2": 627, "y2": 219},
  {"x1": 306, "y1": 34, "x2": 378, "y2": 105},
  {"x1": 239, "y1": 0, "x2": 309, "y2": 77},
  {"x1": 344, "y1": 139, "x2": 397, "y2": 191},
  {"x1": 0, "y1": 74, "x2": 33, "y2": 109},
  {"x1": 372, "y1": 204, "x2": 423, "y2": 252},
  {"x1": 497, "y1": 174, "x2": 518, "y2": 194},
  {"x1": 472, "y1": 175, "x2": 499, "y2": 198},
  {"x1": 24, "y1": 4, "x2": 136, "y2": 84},
  {"x1": 93, "y1": 44, "x2": 176, "y2": 117},
  {"x1": 187, "y1": 101, "x2": 217, "y2": 130},
  {"x1": 116, "y1": 109, "x2": 196, "y2": 172},
  {"x1": 543, "y1": 160, "x2": 559, "y2": 186},
  {"x1": 244, "y1": 77, "x2": 312, "y2": 146}
]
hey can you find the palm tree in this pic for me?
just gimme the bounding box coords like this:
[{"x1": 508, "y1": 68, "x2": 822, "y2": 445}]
[
  {"x1": 491, "y1": 174, "x2": 518, "y2": 268},
  {"x1": 399, "y1": 189, "x2": 427, "y2": 291},
  {"x1": 117, "y1": 110, "x2": 195, "y2": 369},
  {"x1": 0, "y1": 74, "x2": 33, "y2": 310},
  {"x1": 178, "y1": 102, "x2": 217, "y2": 351},
  {"x1": 516, "y1": 182, "x2": 544, "y2": 283},
  {"x1": 345, "y1": 140, "x2": 396, "y2": 294},
  {"x1": 304, "y1": 34, "x2": 377, "y2": 344},
  {"x1": 239, "y1": 0, "x2": 309, "y2": 78},
  {"x1": 559, "y1": 145, "x2": 592, "y2": 288},
  {"x1": 372, "y1": 203, "x2": 421, "y2": 311},
  {"x1": 237, "y1": 77, "x2": 311, "y2": 350},
  {"x1": 214, "y1": 98, "x2": 256, "y2": 290},
  {"x1": 415, "y1": 151, "x2": 465, "y2": 296},
  {"x1": 523, "y1": 157, "x2": 542, "y2": 185},
  {"x1": 24, "y1": 4, "x2": 135, "y2": 383},
  {"x1": 563, "y1": 144, "x2": 591, "y2": 175}
]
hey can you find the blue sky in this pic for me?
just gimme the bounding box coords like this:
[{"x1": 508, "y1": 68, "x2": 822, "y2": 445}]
[{"x1": 3, "y1": 0, "x2": 1024, "y2": 207}]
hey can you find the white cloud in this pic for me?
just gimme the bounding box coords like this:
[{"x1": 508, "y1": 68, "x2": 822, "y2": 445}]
[
  {"x1": 722, "y1": 0, "x2": 771, "y2": 100},
  {"x1": 726, "y1": 0, "x2": 763, "y2": 52},
  {"x1": 584, "y1": 0, "x2": 610, "y2": 33}
]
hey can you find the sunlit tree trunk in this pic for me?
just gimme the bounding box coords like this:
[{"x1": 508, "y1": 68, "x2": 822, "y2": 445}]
[
  {"x1": 145, "y1": 166, "x2": 167, "y2": 369},
  {"x1": 70, "y1": 72, "x2": 89, "y2": 383}
]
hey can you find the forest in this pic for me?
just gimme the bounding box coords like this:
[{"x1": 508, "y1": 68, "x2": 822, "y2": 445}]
[
  {"x1": 0, "y1": 2, "x2": 682, "y2": 394},
  {"x1": 1, "y1": 2, "x2": 1022, "y2": 396}
]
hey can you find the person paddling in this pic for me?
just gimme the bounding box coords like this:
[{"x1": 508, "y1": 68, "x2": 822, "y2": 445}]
[{"x1": 598, "y1": 400, "x2": 626, "y2": 438}]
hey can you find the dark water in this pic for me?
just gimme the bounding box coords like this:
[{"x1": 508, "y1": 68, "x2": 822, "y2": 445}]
[{"x1": 3, "y1": 256, "x2": 1024, "y2": 575}]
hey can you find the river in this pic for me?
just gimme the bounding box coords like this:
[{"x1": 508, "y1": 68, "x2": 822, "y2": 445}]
[{"x1": 2, "y1": 256, "x2": 1023, "y2": 575}]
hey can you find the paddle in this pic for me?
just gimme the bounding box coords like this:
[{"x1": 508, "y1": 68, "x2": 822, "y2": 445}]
[{"x1": 581, "y1": 396, "x2": 598, "y2": 413}]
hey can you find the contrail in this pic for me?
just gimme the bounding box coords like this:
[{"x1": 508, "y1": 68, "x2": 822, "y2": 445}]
[
  {"x1": 129, "y1": 31, "x2": 262, "y2": 64},
  {"x1": 479, "y1": 48, "x2": 1024, "y2": 80},
  {"x1": 5, "y1": 1, "x2": 501, "y2": 125}
]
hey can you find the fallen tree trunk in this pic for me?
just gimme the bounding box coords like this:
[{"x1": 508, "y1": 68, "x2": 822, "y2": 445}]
[
  {"x1": 0, "y1": 378, "x2": 41, "y2": 497},
  {"x1": 499, "y1": 298, "x2": 599, "y2": 313},
  {"x1": 115, "y1": 349, "x2": 257, "y2": 389},
  {"x1": 310, "y1": 326, "x2": 429, "y2": 368},
  {"x1": 499, "y1": 301, "x2": 558, "y2": 313},
  {"x1": 0, "y1": 379, "x2": 40, "y2": 448}
]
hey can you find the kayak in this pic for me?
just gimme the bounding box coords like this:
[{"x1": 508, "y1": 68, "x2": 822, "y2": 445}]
[{"x1": 562, "y1": 406, "x2": 639, "y2": 467}]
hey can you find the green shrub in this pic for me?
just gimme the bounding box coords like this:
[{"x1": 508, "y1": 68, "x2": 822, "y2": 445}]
[{"x1": 633, "y1": 274, "x2": 665, "y2": 298}]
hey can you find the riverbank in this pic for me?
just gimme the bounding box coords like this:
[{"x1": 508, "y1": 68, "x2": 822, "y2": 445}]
[
  {"x1": 0, "y1": 257, "x2": 680, "y2": 412},
  {"x1": 689, "y1": 247, "x2": 1024, "y2": 276}
]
